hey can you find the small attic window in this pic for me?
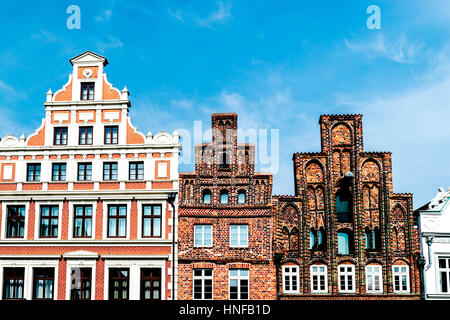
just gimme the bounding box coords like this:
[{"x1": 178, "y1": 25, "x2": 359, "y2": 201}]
[{"x1": 81, "y1": 82, "x2": 95, "y2": 100}]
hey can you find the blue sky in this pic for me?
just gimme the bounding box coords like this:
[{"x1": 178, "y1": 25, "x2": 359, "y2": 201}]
[{"x1": 1, "y1": 0, "x2": 450, "y2": 208}]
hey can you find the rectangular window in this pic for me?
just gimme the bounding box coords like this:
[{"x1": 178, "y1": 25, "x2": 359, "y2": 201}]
[
  {"x1": 310, "y1": 265, "x2": 327, "y2": 293},
  {"x1": 338, "y1": 265, "x2": 355, "y2": 293},
  {"x1": 73, "y1": 205, "x2": 93, "y2": 238},
  {"x1": 142, "y1": 205, "x2": 161, "y2": 238},
  {"x1": 109, "y1": 268, "x2": 129, "y2": 300},
  {"x1": 107, "y1": 205, "x2": 127, "y2": 238},
  {"x1": 230, "y1": 224, "x2": 248, "y2": 247},
  {"x1": 3, "y1": 268, "x2": 24, "y2": 300},
  {"x1": 366, "y1": 265, "x2": 383, "y2": 293},
  {"x1": 77, "y1": 163, "x2": 92, "y2": 181},
  {"x1": 33, "y1": 268, "x2": 54, "y2": 300},
  {"x1": 194, "y1": 225, "x2": 212, "y2": 247},
  {"x1": 104, "y1": 126, "x2": 118, "y2": 144},
  {"x1": 140, "y1": 268, "x2": 161, "y2": 300},
  {"x1": 6, "y1": 205, "x2": 25, "y2": 238},
  {"x1": 70, "y1": 268, "x2": 92, "y2": 300},
  {"x1": 229, "y1": 269, "x2": 249, "y2": 300},
  {"x1": 193, "y1": 269, "x2": 213, "y2": 300},
  {"x1": 52, "y1": 163, "x2": 66, "y2": 181},
  {"x1": 103, "y1": 162, "x2": 118, "y2": 181},
  {"x1": 393, "y1": 265, "x2": 410, "y2": 293},
  {"x1": 81, "y1": 82, "x2": 95, "y2": 100},
  {"x1": 27, "y1": 163, "x2": 41, "y2": 181},
  {"x1": 40, "y1": 205, "x2": 59, "y2": 238},
  {"x1": 53, "y1": 127, "x2": 68, "y2": 145},
  {"x1": 129, "y1": 162, "x2": 144, "y2": 180},
  {"x1": 79, "y1": 127, "x2": 93, "y2": 145},
  {"x1": 439, "y1": 257, "x2": 450, "y2": 293},
  {"x1": 283, "y1": 265, "x2": 299, "y2": 293}
]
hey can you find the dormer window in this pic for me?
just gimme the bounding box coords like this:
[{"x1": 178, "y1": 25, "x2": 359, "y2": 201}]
[{"x1": 81, "y1": 82, "x2": 95, "y2": 100}]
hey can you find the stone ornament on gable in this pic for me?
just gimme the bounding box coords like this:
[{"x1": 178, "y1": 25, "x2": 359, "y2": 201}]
[
  {"x1": 83, "y1": 68, "x2": 93, "y2": 78},
  {"x1": 428, "y1": 187, "x2": 449, "y2": 210},
  {"x1": 0, "y1": 135, "x2": 19, "y2": 147}
]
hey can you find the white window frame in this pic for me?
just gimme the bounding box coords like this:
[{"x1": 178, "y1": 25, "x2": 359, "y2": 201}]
[
  {"x1": 65, "y1": 260, "x2": 96, "y2": 300},
  {"x1": 137, "y1": 200, "x2": 166, "y2": 240},
  {"x1": 0, "y1": 259, "x2": 59, "y2": 300},
  {"x1": 104, "y1": 259, "x2": 166, "y2": 300},
  {"x1": 310, "y1": 265, "x2": 328, "y2": 293},
  {"x1": 437, "y1": 256, "x2": 450, "y2": 294},
  {"x1": 35, "y1": 202, "x2": 63, "y2": 240},
  {"x1": 102, "y1": 200, "x2": 131, "y2": 240},
  {"x1": 229, "y1": 269, "x2": 249, "y2": 300},
  {"x1": 365, "y1": 265, "x2": 383, "y2": 293},
  {"x1": 192, "y1": 269, "x2": 213, "y2": 300},
  {"x1": 282, "y1": 265, "x2": 299, "y2": 294},
  {"x1": 392, "y1": 265, "x2": 410, "y2": 293},
  {"x1": 229, "y1": 224, "x2": 248, "y2": 248},
  {"x1": 1, "y1": 202, "x2": 29, "y2": 240},
  {"x1": 338, "y1": 264, "x2": 356, "y2": 293},
  {"x1": 68, "y1": 201, "x2": 96, "y2": 240},
  {"x1": 194, "y1": 225, "x2": 213, "y2": 247}
]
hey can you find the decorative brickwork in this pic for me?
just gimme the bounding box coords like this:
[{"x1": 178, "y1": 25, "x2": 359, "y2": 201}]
[
  {"x1": 273, "y1": 114, "x2": 421, "y2": 300},
  {"x1": 126, "y1": 118, "x2": 145, "y2": 144},
  {"x1": 178, "y1": 113, "x2": 276, "y2": 300},
  {"x1": 26, "y1": 123, "x2": 45, "y2": 146}
]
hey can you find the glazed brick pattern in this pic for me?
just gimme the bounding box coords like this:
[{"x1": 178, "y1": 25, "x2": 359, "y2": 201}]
[
  {"x1": 275, "y1": 114, "x2": 421, "y2": 300},
  {"x1": 178, "y1": 113, "x2": 276, "y2": 300}
]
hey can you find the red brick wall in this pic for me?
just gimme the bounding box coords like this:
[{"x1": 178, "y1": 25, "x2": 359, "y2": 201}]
[
  {"x1": 178, "y1": 113, "x2": 276, "y2": 300},
  {"x1": 178, "y1": 263, "x2": 276, "y2": 300},
  {"x1": 277, "y1": 114, "x2": 421, "y2": 300}
]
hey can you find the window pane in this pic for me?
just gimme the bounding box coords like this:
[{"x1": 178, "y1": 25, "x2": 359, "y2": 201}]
[
  {"x1": 153, "y1": 218, "x2": 161, "y2": 237},
  {"x1": 338, "y1": 232, "x2": 350, "y2": 254},
  {"x1": 230, "y1": 226, "x2": 238, "y2": 246}
]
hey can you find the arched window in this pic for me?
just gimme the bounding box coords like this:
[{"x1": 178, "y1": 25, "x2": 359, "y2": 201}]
[
  {"x1": 219, "y1": 151, "x2": 230, "y2": 169},
  {"x1": 336, "y1": 188, "x2": 352, "y2": 223},
  {"x1": 337, "y1": 230, "x2": 353, "y2": 255},
  {"x1": 220, "y1": 190, "x2": 229, "y2": 204},
  {"x1": 373, "y1": 227, "x2": 381, "y2": 250},
  {"x1": 238, "y1": 190, "x2": 246, "y2": 204},
  {"x1": 318, "y1": 227, "x2": 326, "y2": 251},
  {"x1": 202, "y1": 189, "x2": 211, "y2": 204},
  {"x1": 310, "y1": 229, "x2": 316, "y2": 250},
  {"x1": 365, "y1": 227, "x2": 371, "y2": 250}
]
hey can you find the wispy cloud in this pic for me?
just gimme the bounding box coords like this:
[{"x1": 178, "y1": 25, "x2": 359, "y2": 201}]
[
  {"x1": 197, "y1": 1, "x2": 232, "y2": 27},
  {"x1": 95, "y1": 9, "x2": 113, "y2": 22},
  {"x1": 168, "y1": 9, "x2": 185, "y2": 23},
  {"x1": 345, "y1": 33, "x2": 424, "y2": 64},
  {"x1": 96, "y1": 35, "x2": 124, "y2": 53},
  {"x1": 0, "y1": 80, "x2": 16, "y2": 95}
]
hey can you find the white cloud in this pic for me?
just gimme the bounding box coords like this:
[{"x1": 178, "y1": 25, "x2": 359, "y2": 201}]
[
  {"x1": 197, "y1": 1, "x2": 232, "y2": 27},
  {"x1": 345, "y1": 33, "x2": 424, "y2": 64}
]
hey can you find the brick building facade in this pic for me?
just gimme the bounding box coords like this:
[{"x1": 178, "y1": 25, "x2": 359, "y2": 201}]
[
  {"x1": 273, "y1": 114, "x2": 421, "y2": 299},
  {"x1": 178, "y1": 113, "x2": 276, "y2": 300},
  {"x1": 0, "y1": 51, "x2": 181, "y2": 300}
]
